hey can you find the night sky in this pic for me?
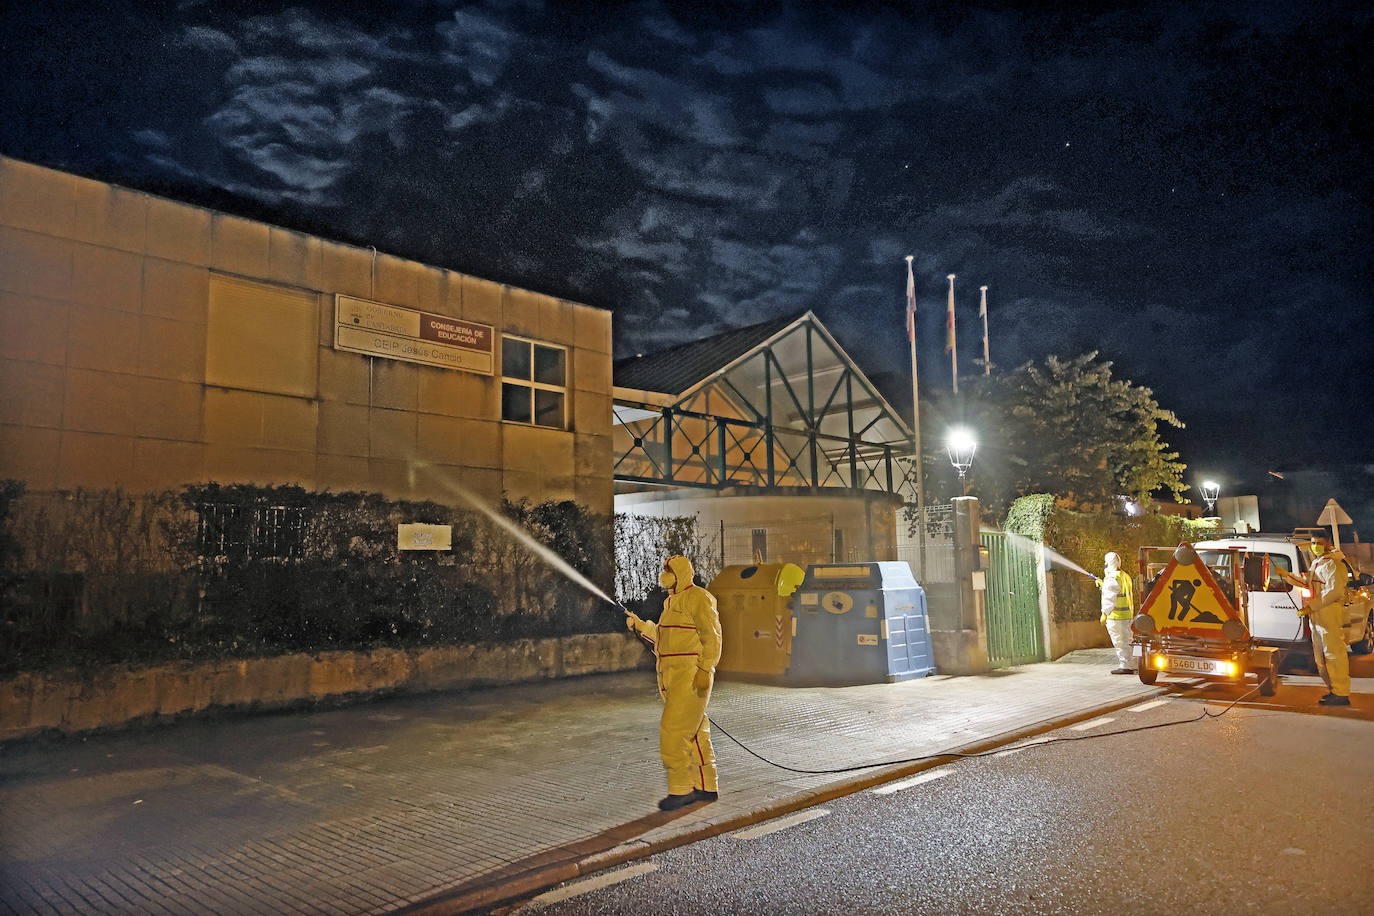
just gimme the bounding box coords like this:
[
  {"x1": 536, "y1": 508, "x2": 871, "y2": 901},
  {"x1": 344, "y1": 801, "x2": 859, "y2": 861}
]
[{"x1": 3, "y1": 1, "x2": 1371, "y2": 515}]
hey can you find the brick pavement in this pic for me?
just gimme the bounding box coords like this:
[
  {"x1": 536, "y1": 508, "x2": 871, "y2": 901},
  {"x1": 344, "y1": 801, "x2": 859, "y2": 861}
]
[{"x1": 0, "y1": 650, "x2": 1167, "y2": 914}]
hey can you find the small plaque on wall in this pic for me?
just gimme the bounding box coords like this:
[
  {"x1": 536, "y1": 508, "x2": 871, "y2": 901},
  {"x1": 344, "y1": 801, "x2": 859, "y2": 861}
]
[{"x1": 398, "y1": 524, "x2": 452, "y2": 551}]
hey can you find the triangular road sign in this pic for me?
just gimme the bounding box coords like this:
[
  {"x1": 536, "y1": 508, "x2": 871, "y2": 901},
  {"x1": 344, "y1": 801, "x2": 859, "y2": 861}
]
[
  {"x1": 1138, "y1": 546, "x2": 1241, "y2": 638},
  {"x1": 1317, "y1": 498, "x2": 1352, "y2": 526}
]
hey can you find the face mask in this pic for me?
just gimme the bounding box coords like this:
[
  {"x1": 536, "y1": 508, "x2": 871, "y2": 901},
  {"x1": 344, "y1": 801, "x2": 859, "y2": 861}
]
[
  {"x1": 1311, "y1": 543, "x2": 1327, "y2": 557},
  {"x1": 659, "y1": 569, "x2": 676, "y2": 590}
]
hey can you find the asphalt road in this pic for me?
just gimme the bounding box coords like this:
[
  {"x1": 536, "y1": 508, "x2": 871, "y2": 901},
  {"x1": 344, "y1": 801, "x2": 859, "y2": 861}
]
[{"x1": 497, "y1": 675, "x2": 1374, "y2": 916}]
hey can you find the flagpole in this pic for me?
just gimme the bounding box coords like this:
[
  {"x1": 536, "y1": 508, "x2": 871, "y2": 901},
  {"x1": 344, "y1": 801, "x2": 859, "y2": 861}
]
[
  {"x1": 946, "y1": 274, "x2": 958, "y2": 393},
  {"x1": 905, "y1": 256, "x2": 926, "y2": 577},
  {"x1": 980, "y1": 285, "x2": 990, "y2": 375}
]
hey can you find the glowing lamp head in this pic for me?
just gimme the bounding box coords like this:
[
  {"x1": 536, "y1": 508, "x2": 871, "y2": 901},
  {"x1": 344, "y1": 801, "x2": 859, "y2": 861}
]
[
  {"x1": 945, "y1": 427, "x2": 978, "y2": 479},
  {"x1": 1200, "y1": 479, "x2": 1221, "y2": 513},
  {"x1": 947, "y1": 427, "x2": 977, "y2": 455}
]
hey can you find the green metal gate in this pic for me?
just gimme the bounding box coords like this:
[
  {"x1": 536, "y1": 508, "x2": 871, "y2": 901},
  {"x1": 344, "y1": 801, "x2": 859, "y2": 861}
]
[{"x1": 981, "y1": 531, "x2": 1045, "y2": 667}]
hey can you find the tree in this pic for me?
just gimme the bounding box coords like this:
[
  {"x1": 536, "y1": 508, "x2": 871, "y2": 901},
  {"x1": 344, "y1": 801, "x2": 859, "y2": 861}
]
[{"x1": 935, "y1": 353, "x2": 1187, "y2": 514}]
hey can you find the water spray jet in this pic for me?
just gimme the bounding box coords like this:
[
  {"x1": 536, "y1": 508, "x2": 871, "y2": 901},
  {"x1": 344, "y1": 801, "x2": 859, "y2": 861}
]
[
  {"x1": 990, "y1": 529, "x2": 1098, "y2": 579},
  {"x1": 408, "y1": 461, "x2": 625, "y2": 613}
]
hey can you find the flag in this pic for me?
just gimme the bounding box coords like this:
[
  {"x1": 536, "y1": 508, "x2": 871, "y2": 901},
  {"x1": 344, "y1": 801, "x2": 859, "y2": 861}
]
[
  {"x1": 944, "y1": 277, "x2": 956, "y2": 354},
  {"x1": 904, "y1": 256, "x2": 916, "y2": 344},
  {"x1": 979, "y1": 285, "x2": 989, "y2": 375}
]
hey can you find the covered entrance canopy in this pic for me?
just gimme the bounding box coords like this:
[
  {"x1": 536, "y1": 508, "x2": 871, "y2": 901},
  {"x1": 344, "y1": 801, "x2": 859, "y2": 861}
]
[{"x1": 613, "y1": 312, "x2": 914, "y2": 495}]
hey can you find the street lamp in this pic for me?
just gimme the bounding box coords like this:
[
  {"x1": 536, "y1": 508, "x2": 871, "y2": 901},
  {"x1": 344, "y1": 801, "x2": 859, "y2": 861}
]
[
  {"x1": 1201, "y1": 480, "x2": 1220, "y2": 516},
  {"x1": 946, "y1": 426, "x2": 977, "y2": 495}
]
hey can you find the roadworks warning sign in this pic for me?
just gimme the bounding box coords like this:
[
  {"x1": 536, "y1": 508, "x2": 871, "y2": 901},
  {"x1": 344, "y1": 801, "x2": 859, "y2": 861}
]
[{"x1": 1139, "y1": 548, "x2": 1240, "y2": 638}]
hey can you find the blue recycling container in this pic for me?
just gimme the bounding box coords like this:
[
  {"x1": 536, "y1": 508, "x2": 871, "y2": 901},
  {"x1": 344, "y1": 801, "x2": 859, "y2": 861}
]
[{"x1": 787, "y1": 562, "x2": 935, "y2": 685}]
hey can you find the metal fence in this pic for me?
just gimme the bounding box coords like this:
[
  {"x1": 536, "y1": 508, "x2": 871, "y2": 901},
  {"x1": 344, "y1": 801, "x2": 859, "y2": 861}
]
[
  {"x1": 896, "y1": 502, "x2": 956, "y2": 583},
  {"x1": 194, "y1": 502, "x2": 307, "y2": 566},
  {"x1": 720, "y1": 514, "x2": 841, "y2": 569},
  {"x1": 716, "y1": 504, "x2": 955, "y2": 584}
]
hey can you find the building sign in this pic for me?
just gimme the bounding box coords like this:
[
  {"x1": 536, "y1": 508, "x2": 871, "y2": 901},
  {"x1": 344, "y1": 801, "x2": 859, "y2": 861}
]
[
  {"x1": 334, "y1": 295, "x2": 494, "y2": 374},
  {"x1": 398, "y1": 523, "x2": 453, "y2": 551}
]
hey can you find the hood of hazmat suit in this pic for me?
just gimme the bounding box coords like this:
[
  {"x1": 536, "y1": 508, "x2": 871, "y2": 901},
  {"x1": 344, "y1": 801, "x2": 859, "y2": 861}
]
[{"x1": 660, "y1": 554, "x2": 696, "y2": 594}]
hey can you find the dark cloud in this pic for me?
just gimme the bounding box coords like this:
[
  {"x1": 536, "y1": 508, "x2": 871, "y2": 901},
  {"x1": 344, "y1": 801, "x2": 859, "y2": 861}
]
[{"x1": 2, "y1": 0, "x2": 1370, "y2": 484}]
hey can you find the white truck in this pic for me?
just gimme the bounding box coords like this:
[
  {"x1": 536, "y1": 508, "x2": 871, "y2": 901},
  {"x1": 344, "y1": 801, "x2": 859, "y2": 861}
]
[{"x1": 1192, "y1": 533, "x2": 1374, "y2": 656}]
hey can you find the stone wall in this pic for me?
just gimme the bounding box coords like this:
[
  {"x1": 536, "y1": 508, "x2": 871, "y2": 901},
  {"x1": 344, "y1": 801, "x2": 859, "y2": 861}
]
[{"x1": 0, "y1": 632, "x2": 650, "y2": 742}]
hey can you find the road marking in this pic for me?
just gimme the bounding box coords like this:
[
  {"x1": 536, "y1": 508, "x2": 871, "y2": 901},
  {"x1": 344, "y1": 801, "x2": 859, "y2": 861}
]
[
  {"x1": 732, "y1": 808, "x2": 830, "y2": 840},
  {"x1": 1069, "y1": 716, "x2": 1116, "y2": 731},
  {"x1": 1126, "y1": 699, "x2": 1170, "y2": 713},
  {"x1": 993, "y1": 739, "x2": 1051, "y2": 757},
  {"x1": 521, "y1": 863, "x2": 657, "y2": 910},
  {"x1": 872, "y1": 769, "x2": 951, "y2": 795}
]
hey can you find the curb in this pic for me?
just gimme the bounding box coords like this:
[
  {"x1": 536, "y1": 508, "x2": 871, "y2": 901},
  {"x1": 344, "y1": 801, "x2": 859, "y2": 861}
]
[{"x1": 396, "y1": 682, "x2": 1168, "y2": 914}]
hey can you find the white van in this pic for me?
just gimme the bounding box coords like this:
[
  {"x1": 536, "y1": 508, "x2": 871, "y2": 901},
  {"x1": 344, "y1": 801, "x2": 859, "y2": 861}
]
[{"x1": 1192, "y1": 535, "x2": 1373, "y2": 654}]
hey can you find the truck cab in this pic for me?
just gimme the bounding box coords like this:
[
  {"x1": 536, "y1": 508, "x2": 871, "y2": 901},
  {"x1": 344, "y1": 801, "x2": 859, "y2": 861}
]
[{"x1": 1192, "y1": 534, "x2": 1373, "y2": 654}]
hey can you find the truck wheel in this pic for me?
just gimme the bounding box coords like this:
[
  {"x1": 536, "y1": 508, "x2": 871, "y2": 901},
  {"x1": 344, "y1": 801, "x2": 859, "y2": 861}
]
[
  {"x1": 1138, "y1": 666, "x2": 1158, "y2": 685},
  {"x1": 1258, "y1": 668, "x2": 1277, "y2": 696},
  {"x1": 1350, "y1": 612, "x2": 1374, "y2": 655}
]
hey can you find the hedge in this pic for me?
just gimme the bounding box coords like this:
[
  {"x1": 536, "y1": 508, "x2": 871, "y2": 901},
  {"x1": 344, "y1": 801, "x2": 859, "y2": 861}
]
[
  {"x1": 0, "y1": 482, "x2": 659, "y2": 675},
  {"x1": 1004, "y1": 494, "x2": 1217, "y2": 624}
]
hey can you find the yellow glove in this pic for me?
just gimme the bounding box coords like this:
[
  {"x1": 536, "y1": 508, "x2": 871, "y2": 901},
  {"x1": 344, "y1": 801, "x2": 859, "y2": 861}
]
[
  {"x1": 1297, "y1": 605, "x2": 1310, "y2": 618},
  {"x1": 1099, "y1": 613, "x2": 1107, "y2": 625},
  {"x1": 693, "y1": 668, "x2": 712, "y2": 693},
  {"x1": 625, "y1": 612, "x2": 643, "y2": 634}
]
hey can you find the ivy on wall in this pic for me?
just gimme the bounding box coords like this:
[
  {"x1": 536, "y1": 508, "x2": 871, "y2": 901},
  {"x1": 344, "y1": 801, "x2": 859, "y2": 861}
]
[{"x1": 1004, "y1": 494, "x2": 1217, "y2": 624}]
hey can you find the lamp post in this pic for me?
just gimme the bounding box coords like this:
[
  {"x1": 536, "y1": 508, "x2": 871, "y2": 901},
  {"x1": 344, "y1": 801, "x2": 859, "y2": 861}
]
[
  {"x1": 904, "y1": 256, "x2": 926, "y2": 577},
  {"x1": 1201, "y1": 480, "x2": 1220, "y2": 516},
  {"x1": 946, "y1": 426, "x2": 977, "y2": 496}
]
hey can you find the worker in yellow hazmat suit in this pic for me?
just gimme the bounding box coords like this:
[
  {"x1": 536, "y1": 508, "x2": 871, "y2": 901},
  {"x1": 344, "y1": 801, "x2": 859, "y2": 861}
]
[
  {"x1": 1276, "y1": 534, "x2": 1351, "y2": 706},
  {"x1": 1095, "y1": 551, "x2": 1136, "y2": 674},
  {"x1": 625, "y1": 554, "x2": 723, "y2": 810}
]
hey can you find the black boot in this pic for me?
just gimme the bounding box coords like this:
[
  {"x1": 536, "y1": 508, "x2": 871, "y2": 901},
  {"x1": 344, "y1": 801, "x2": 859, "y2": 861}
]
[
  {"x1": 657, "y1": 793, "x2": 696, "y2": 811},
  {"x1": 690, "y1": 789, "x2": 718, "y2": 804}
]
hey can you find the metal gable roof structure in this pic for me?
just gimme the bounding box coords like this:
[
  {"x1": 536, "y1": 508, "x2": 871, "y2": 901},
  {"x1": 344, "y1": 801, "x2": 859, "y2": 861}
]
[
  {"x1": 612, "y1": 311, "x2": 915, "y2": 495},
  {"x1": 613, "y1": 312, "x2": 802, "y2": 397}
]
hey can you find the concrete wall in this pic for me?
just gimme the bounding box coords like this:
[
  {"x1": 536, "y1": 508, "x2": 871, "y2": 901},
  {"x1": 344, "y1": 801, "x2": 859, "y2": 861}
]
[
  {"x1": 1039, "y1": 565, "x2": 1112, "y2": 659},
  {"x1": 928, "y1": 496, "x2": 989, "y2": 674},
  {"x1": 616, "y1": 489, "x2": 902, "y2": 565},
  {"x1": 0, "y1": 632, "x2": 650, "y2": 742},
  {"x1": 0, "y1": 156, "x2": 613, "y2": 512}
]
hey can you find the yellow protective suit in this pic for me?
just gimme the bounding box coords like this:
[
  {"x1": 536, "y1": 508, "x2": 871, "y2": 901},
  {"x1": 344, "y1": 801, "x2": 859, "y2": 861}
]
[
  {"x1": 629, "y1": 555, "x2": 723, "y2": 796},
  {"x1": 1097, "y1": 552, "x2": 1135, "y2": 673},
  {"x1": 1307, "y1": 550, "x2": 1351, "y2": 699}
]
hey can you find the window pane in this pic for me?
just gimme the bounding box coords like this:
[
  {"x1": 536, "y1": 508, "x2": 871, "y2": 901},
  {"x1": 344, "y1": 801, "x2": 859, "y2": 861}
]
[
  {"x1": 502, "y1": 383, "x2": 532, "y2": 423},
  {"x1": 502, "y1": 338, "x2": 531, "y2": 380},
  {"x1": 534, "y1": 389, "x2": 565, "y2": 428},
  {"x1": 533, "y1": 345, "x2": 566, "y2": 386}
]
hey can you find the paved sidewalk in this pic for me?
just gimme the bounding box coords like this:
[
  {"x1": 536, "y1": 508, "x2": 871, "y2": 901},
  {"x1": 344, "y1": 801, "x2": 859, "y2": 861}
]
[{"x1": 0, "y1": 651, "x2": 1165, "y2": 914}]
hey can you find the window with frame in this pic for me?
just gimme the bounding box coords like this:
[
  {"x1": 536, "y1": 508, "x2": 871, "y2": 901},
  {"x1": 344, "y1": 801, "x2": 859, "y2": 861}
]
[{"x1": 501, "y1": 335, "x2": 568, "y2": 429}]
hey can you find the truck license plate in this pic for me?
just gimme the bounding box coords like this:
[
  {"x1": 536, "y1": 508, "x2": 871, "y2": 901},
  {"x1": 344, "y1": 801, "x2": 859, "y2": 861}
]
[{"x1": 1167, "y1": 656, "x2": 1221, "y2": 674}]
